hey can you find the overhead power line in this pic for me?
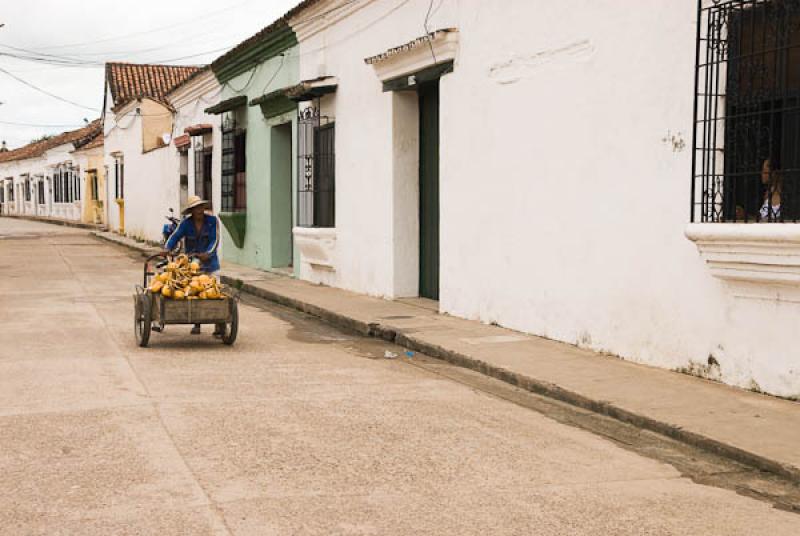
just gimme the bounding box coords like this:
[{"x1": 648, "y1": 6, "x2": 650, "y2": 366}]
[
  {"x1": 34, "y1": 0, "x2": 260, "y2": 51},
  {"x1": 0, "y1": 67, "x2": 99, "y2": 111},
  {"x1": 0, "y1": 119, "x2": 86, "y2": 128}
]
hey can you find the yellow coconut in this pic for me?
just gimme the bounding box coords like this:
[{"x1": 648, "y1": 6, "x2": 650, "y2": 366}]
[
  {"x1": 149, "y1": 280, "x2": 164, "y2": 294},
  {"x1": 161, "y1": 285, "x2": 173, "y2": 298}
]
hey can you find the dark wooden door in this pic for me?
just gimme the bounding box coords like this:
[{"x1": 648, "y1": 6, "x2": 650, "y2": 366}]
[{"x1": 419, "y1": 81, "x2": 440, "y2": 300}]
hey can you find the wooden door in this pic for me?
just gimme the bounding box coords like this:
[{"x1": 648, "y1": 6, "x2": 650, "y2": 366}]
[{"x1": 418, "y1": 81, "x2": 440, "y2": 300}]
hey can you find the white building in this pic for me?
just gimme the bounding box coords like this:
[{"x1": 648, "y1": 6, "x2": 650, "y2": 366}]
[
  {"x1": 274, "y1": 0, "x2": 800, "y2": 397},
  {"x1": 102, "y1": 62, "x2": 202, "y2": 241},
  {"x1": 0, "y1": 121, "x2": 102, "y2": 223},
  {"x1": 166, "y1": 67, "x2": 222, "y2": 215}
]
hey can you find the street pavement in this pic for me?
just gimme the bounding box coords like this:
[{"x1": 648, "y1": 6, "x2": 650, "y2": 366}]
[{"x1": 1, "y1": 217, "x2": 798, "y2": 535}]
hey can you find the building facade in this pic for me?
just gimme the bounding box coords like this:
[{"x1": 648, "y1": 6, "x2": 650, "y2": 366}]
[
  {"x1": 205, "y1": 19, "x2": 301, "y2": 273},
  {"x1": 267, "y1": 0, "x2": 800, "y2": 397},
  {"x1": 102, "y1": 62, "x2": 202, "y2": 240},
  {"x1": 166, "y1": 68, "x2": 222, "y2": 219},
  {"x1": 0, "y1": 121, "x2": 102, "y2": 223}
]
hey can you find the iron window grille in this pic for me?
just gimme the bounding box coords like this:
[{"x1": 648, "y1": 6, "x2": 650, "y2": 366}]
[
  {"x1": 23, "y1": 176, "x2": 31, "y2": 202},
  {"x1": 114, "y1": 156, "x2": 124, "y2": 200},
  {"x1": 297, "y1": 103, "x2": 335, "y2": 228},
  {"x1": 74, "y1": 167, "x2": 80, "y2": 201},
  {"x1": 192, "y1": 136, "x2": 212, "y2": 201},
  {"x1": 693, "y1": 0, "x2": 800, "y2": 223},
  {"x1": 221, "y1": 112, "x2": 246, "y2": 213},
  {"x1": 37, "y1": 180, "x2": 44, "y2": 205}
]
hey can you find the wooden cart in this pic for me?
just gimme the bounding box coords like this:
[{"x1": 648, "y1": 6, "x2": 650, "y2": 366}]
[{"x1": 133, "y1": 254, "x2": 238, "y2": 347}]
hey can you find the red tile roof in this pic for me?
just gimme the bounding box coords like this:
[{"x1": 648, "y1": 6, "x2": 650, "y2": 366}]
[
  {"x1": 106, "y1": 62, "x2": 203, "y2": 109},
  {"x1": 184, "y1": 124, "x2": 213, "y2": 135},
  {"x1": 173, "y1": 134, "x2": 191, "y2": 150},
  {"x1": 73, "y1": 132, "x2": 104, "y2": 152},
  {"x1": 0, "y1": 120, "x2": 102, "y2": 164}
]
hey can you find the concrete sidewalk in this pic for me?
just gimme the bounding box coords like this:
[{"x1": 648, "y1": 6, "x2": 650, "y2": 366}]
[
  {"x1": 93, "y1": 230, "x2": 800, "y2": 483},
  {"x1": 2, "y1": 213, "x2": 106, "y2": 231}
]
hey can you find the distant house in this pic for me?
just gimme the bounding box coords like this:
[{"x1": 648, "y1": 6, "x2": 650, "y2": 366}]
[
  {"x1": 0, "y1": 121, "x2": 102, "y2": 223},
  {"x1": 102, "y1": 62, "x2": 201, "y2": 239},
  {"x1": 71, "y1": 134, "x2": 106, "y2": 225}
]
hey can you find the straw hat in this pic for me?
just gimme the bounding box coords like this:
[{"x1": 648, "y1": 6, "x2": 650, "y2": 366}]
[{"x1": 183, "y1": 195, "x2": 210, "y2": 214}]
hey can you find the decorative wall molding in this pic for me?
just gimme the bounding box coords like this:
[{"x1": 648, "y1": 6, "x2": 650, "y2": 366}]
[
  {"x1": 365, "y1": 29, "x2": 459, "y2": 83},
  {"x1": 685, "y1": 223, "x2": 800, "y2": 301},
  {"x1": 293, "y1": 226, "x2": 336, "y2": 271}
]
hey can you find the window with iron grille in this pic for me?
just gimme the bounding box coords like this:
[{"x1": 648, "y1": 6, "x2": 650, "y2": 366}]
[
  {"x1": 221, "y1": 112, "x2": 246, "y2": 213},
  {"x1": 694, "y1": 0, "x2": 800, "y2": 222},
  {"x1": 193, "y1": 136, "x2": 213, "y2": 201},
  {"x1": 37, "y1": 180, "x2": 44, "y2": 205},
  {"x1": 114, "y1": 156, "x2": 124, "y2": 199},
  {"x1": 24, "y1": 177, "x2": 31, "y2": 202},
  {"x1": 66, "y1": 169, "x2": 73, "y2": 203},
  {"x1": 7, "y1": 179, "x2": 13, "y2": 202},
  {"x1": 297, "y1": 104, "x2": 335, "y2": 228},
  {"x1": 74, "y1": 168, "x2": 80, "y2": 201}
]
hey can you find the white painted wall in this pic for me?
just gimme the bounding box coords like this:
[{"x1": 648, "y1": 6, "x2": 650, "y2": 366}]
[
  {"x1": 168, "y1": 70, "x2": 222, "y2": 214},
  {"x1": 289, "y1": 0, "x2": 800, "y2": 397},
  {"x1": 104, "y1": 97, "x2": 180, "y2": 242},
  {"x1": 44, "y1": 144, "x2": 82, "y2": 222},
  {"x1": 0, "y1": 139, "x2": 87, "y2": 222}
]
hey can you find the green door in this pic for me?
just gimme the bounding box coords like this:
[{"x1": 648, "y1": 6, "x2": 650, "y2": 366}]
[{"x1": 419, "y1": 81, "x2": 440, "y2": 300}]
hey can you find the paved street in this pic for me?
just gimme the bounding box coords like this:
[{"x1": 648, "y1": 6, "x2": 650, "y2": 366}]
[{"x1": 1, "y1": 217, "x2": 798, "y2": 535}]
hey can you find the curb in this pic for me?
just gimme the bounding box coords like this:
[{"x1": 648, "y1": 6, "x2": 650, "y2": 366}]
[
  {"x1": 91, "y1": 231, "x2": 160, "y2": 256},
  {"x1": 2, "y1": 214, "x2": 106, "y2": 231},
  {"x1": 87, "y1": 229, "x2": 800, "y2": 484}
]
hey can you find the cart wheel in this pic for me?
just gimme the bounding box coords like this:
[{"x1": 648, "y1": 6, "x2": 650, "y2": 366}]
[
  {"x1": 222, "y1": 300, "x2": 238, "y2": 346},
  {"x1": 135, "y1": 293, "x2": 152, "y2": 348}
]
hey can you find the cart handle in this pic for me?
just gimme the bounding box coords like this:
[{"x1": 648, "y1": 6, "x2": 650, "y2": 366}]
[{"x1": 143, "y1": 252, "x2": 169, "y2": 287}]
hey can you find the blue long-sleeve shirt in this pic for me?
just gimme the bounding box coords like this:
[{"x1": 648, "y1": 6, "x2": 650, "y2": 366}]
[{"x1": 165, "y1": 213, "x2": 221, "y2": 272}]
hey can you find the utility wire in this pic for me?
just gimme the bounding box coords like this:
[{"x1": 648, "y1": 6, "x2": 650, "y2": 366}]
[
  {"x1": 34, "y1": 0, "x2": 261, "y2": 51},
  {"x1": 423, "y1": 0, "x2": 437, "y2": 64},
  {"x1": 0, "y1": 119, "x2": 86, "y2": 128},
  {"x1": 260, "y1": 53, "x2": 286, "y2": 93},
  {"x1": 0, "y1": 66, "x2": 100, "y2": 111}
]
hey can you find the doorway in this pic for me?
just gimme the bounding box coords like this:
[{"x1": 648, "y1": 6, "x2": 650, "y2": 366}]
[
  {"x1": 418, "y1": 81, "x2": 440, "y2": 300},
  {"x1": 271, "y1": 122, "x2": 294, "y2": 268}
]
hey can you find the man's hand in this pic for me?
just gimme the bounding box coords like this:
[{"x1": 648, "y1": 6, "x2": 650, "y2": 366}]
[{"x1": 196, "y1": 253, "x2": 211, "y2": 262}]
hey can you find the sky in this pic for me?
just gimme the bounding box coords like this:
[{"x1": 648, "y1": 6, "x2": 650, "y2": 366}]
[{"x1": 0, "y1": 0, "x2": 298, "y2": 149}]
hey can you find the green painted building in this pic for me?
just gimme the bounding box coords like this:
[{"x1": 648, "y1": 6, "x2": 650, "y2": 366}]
[{"x1": 207, "y1": 21, "x2": 301, "y2": 273}]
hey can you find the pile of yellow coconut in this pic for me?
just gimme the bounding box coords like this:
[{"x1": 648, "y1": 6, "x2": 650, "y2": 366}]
[{"x1": 148, "y1": 255, "x2": 223, "y2": 300}]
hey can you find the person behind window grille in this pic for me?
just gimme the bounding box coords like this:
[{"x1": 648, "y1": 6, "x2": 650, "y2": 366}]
[{"x1": 759, "y1": 159, "x2": 783, "y2": 222}]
